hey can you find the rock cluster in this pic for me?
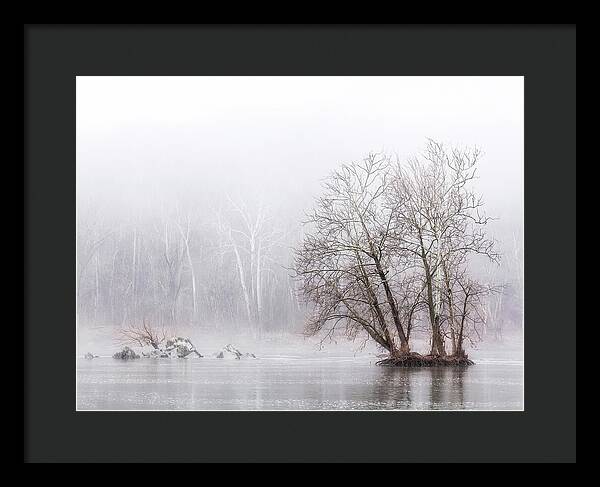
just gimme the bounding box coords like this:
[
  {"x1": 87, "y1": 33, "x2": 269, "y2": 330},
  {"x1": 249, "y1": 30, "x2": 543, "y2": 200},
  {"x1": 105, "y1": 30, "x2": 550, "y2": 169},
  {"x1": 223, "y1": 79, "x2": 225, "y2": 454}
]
[
  {"x1": 215, "y1": 344, "x2": 256, "y2": 360},
  {"x1": 165, "y1": 337, "x2": 203, "y2": 358},
  {"x1": 139, "y1": 337, "x2": 203, "y2": 359},
  {"x1": 112, "y1": 346, "x2": 140, "y2": 360},
  {"x1": 112, "y1": 341, "x2": 256, "y2": 360}
]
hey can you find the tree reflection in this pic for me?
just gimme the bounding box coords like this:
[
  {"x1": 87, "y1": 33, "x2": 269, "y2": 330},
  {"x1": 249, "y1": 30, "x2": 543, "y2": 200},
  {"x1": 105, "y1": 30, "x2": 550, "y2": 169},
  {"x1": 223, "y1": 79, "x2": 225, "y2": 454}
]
[
  {"x1": 429, "y1": 367, "x2": 447, "y2": 408},
  {"x1": 373, "y1": 367, "x2": 412, "y2": 409}
]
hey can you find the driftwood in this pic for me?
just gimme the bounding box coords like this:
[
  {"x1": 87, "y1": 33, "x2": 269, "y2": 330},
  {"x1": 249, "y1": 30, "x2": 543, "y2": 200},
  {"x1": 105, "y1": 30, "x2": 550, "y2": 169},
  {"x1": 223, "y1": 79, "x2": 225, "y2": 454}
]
[{"x1": 376, "y1": 352, "x2": 474, "y2": 367}]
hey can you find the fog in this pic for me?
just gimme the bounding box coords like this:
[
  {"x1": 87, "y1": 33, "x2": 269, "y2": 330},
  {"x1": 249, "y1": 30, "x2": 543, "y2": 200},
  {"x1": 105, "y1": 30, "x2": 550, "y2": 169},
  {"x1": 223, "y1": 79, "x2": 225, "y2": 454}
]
[
  {"x1": 77, "y1": 77, "x2": 523, "y2": 214},
  {"x1": 76, "y1": 76, "x2": 523, "y2": 354}
]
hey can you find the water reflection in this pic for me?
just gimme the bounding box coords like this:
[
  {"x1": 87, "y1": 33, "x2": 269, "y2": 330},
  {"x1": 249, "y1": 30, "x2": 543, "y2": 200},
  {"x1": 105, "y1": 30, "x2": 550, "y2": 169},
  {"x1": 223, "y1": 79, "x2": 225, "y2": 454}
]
[
  {"x1": 429, "y1": 367, "x2": 446, "y2": 408},
  {"x1": 373, "y1": 366, "x2": 467, "y2": 410},
  {"x1": 77, "y1": 358, "x2": 521, "y2": 410},
  {"x1": 374, "y1": 367, "x2": 413, "y2": 408},
  {"x1": 450, "y1": 367, "x2": 466, "y2": 409}
]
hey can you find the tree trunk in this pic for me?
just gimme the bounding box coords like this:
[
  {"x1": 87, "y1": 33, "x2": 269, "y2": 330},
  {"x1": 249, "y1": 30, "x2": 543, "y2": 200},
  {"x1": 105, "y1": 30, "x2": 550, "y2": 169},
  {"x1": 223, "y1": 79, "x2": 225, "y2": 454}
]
[
  {"x1": 430, "y1": 316, "x2": 447, "y2": 357},
  {"x1": 94, "y1": 252, "x2": 100, "y2": 321},
  {"x1": 183, "y1": 238, "x2": 197, "y2": 319},
  {"x1": 232, "y1": 239, "x2": 253, "y2": 323},
  {"x1": 132, "y1": 226, "x2": 137, "y2": 322},
  {"x1": 256, "y1": 240, "x2": 262, "y2": 323},
  {"x1": 443, "y1": 262, "x2": 458, "y2": 356},
  {"x1": 422, "y1": 254, "x2": 445, "y2": 356},
  {"x1": 355, "y1": 251, "x2": 394, "y2": 348},
  {"x1": 360, "y1": 218, "x2": 410, "y2": 353},
  {"x1": 450, "y1": 328, "x2": 457, "y2": 356},
  {"x1": 372, "y1": 253, "x2": 410, "y2": 352}
]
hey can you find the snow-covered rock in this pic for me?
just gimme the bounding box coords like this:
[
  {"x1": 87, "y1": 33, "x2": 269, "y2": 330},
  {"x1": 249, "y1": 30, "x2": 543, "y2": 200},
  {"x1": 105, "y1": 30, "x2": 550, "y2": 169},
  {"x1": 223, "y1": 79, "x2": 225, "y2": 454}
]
[
  {"x1": 113, "y1": 346, "x2": 140, "y2": 360},
  {"x1": 83, "y1": 352, "x2": 98, "y2": 360},
  {"x1": 140, "y1": 337, "x2": 203, "y2": 358},
  {"x1": 164, "y1": 337, "x2": 203, "y2": 358},
  {"x1": 215, "y1": 344, "x2": 256, "y2": 359},
  {"x1": 141, "y1": 347, "x2": 171, "y2": 359}
]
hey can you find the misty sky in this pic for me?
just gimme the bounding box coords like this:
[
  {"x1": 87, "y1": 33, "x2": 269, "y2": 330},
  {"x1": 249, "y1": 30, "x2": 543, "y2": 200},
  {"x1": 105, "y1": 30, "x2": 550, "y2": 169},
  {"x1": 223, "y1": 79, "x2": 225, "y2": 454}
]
[{"x1": 76, "y1": 76, "x2": 523, "y2": 225}]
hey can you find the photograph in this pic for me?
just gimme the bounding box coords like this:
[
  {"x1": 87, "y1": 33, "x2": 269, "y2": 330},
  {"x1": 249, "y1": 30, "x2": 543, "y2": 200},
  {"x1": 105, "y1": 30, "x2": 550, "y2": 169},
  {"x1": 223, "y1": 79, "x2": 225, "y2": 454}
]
[{"x1": 76, "y1": 76, "x2": 524, "y2": 411}]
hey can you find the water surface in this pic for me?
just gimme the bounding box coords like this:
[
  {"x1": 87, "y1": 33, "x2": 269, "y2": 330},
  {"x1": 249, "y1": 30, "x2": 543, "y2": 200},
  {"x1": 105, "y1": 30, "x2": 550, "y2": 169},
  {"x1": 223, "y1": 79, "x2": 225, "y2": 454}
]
[{"x1": 77, "y1": 356, "x2": 523, "y2": 410}]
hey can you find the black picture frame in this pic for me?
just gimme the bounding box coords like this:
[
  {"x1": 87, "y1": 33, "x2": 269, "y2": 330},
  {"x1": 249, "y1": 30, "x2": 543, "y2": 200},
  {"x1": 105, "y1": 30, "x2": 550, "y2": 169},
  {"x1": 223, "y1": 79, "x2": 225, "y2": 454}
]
[{"x1": 23, "y1": 24, "x2": 576, "y2": 463}]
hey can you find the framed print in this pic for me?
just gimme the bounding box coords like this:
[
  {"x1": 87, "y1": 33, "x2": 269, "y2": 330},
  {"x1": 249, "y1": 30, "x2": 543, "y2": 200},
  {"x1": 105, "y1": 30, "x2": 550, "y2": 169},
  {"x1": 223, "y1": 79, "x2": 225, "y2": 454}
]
[{"x1": 24, "y1": 24, "x2": 576, "y2": 463}]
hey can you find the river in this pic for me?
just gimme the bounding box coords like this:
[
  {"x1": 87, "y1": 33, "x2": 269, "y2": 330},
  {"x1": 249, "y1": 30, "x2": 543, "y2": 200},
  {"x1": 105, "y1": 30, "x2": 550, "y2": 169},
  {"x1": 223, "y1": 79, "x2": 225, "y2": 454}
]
[{"x1": 77, "y1": 355, "x2": 523, "y2": 411}]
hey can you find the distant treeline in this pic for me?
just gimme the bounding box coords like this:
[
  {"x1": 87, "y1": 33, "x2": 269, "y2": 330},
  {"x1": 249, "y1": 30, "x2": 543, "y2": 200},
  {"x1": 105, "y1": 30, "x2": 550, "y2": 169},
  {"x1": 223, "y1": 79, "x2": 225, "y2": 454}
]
[{"x1": 77, "y1": 195, "x2": 304, "y2": 335}]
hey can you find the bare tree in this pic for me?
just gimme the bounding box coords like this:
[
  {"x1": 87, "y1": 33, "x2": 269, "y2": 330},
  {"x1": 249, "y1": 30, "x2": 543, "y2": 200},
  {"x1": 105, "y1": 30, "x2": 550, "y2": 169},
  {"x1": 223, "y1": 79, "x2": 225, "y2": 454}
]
[
  {"x1": 294, "y1": 153, "x2": 413, "y2": 355},
  {"x1": 217, "y1": 197, "x2": 284, "y2": 333},
  {"x1": 153, "y1": 211, "x2": 185, "y2": 326},
  {"x1": 76, "y1": 206, "x2": 113, "y2": 322},
  {"x1": 118, "y1": 320, "x2": 167, "y2": 349},
  {"x1": 387, "y1": 140, "x2": 498, "y2": 356},
  {"x1": 295, "y1": 142, "x2": 500, "y2": 361},
  {"x1": 174, "y1": 208, "x2": 198, "y2": 322},
  {"x1": 443, "y1": 269, "x2": 499, "y2": 357}
]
